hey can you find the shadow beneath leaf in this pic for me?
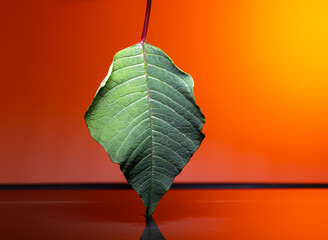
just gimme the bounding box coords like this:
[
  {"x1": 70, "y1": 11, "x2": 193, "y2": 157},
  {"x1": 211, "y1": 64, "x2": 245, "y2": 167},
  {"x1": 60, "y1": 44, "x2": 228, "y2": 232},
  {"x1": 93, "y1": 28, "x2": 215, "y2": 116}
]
[{"x1": 140, "y1": 216, "x2": 166, "y2": 240}]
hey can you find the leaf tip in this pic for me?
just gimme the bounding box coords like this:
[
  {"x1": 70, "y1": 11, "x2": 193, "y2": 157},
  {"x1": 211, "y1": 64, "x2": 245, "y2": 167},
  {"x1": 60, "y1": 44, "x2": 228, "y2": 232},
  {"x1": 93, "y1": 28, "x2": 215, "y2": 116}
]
[{"x1": 146, "y1": 207, "x2": 154, "y2": 217}]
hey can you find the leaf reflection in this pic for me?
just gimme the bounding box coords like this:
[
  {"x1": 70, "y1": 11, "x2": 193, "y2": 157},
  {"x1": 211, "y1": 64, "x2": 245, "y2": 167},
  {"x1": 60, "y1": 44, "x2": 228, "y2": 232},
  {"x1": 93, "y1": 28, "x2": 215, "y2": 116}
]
[{"x1": 140, "y1": 216, "x2": 166, "y2": 240}]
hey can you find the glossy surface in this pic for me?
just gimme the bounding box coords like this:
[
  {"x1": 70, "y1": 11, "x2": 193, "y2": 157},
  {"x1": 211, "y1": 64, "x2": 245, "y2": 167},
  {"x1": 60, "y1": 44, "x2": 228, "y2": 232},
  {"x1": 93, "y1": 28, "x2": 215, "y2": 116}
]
[
  {"x1": 1, "y1": 0, "x2": 328, "y2": 183},
  {"x1": 1, "y1": 189, "x2": 328, "y2": 239}
]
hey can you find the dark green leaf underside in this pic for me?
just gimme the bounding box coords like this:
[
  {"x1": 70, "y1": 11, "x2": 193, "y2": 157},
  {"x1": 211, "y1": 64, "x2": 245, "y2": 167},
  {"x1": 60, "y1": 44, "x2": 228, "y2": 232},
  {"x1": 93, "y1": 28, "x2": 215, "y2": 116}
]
[{"x1": 85, "y1": 42, "x2": 205, "y2": 215}]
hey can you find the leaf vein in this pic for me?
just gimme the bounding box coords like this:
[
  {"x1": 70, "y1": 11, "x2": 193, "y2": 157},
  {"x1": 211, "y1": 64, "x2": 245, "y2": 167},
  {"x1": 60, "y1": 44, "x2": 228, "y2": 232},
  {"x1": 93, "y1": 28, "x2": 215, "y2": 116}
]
[
  {"x1": 154, "y1": 155, "x2": 179, "y2": 172},
  {"x1": 152, "y1": 129, "x2": 190, "y2": 154},
  {"x1": 129, "y1": 153, "x2": 152, "y2": 177},
  {"x1": 95, "y1": 75, "x2": 145, "y2": 106},
  {"x1": 114, "y1": 54, "x2": 143, "y2": 62},
  {"x1": 105, "y1": 109, "x2": 149, "y2": 145},
  {"x1": 123, "y1": 135, "x2": 151, "y2": 171},
  {"x1": 112, "y1": 63, "x2": 144, "y2": 74},
  {"x1": 153, "y1": 141, "x2": 185, "y2": 160},
  {"x1": 151, "y1": 99, "x2": 201, "y2": 134},
  {"x1": 116, "y1": 117, "x2": 150, "y2": 156},
  {"x1": 150, "y1": 88, "x2": 202, "y2": 123},
  {"x1": 98, "y1": 96, "x2": 147, "y2": 140},
  {"x1": 152, "y1": 116, "x2": 196, "y2": 148},
  {"x1": 147, "y1": 63, "x2": 191, "y2": 93}
]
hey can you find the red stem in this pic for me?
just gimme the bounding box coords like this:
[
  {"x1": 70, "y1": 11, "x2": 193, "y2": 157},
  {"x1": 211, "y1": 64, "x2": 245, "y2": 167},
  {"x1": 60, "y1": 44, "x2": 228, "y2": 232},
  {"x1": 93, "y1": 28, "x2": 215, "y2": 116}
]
[{"x1": 141, "y1": 0, "x2": 152, "y2": 43}]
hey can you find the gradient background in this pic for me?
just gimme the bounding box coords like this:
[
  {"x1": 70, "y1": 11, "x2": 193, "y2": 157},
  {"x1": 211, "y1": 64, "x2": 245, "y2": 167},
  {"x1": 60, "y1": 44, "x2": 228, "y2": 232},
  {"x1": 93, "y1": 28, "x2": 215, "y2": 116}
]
[{"x1": 1, "y1": 0, "x2": 328, "y2": 184}]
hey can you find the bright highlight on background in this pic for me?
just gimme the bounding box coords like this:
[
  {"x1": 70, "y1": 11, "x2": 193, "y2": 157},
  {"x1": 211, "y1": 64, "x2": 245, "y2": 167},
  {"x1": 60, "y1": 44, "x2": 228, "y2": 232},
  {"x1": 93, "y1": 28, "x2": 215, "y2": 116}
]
[{"x1": 0, "y1": 0, "x2": 328, "y2": 183}]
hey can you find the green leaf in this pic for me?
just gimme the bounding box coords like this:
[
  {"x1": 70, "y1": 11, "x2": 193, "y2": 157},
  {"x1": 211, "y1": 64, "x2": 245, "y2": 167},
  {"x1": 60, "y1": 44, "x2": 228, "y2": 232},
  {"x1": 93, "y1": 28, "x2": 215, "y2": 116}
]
[
  {"x1": 140, "y1": 216, "x2": 166, "y2": 240},
  {"x1": 85, "y1": 42, "x2": 205, "y2": 215}
]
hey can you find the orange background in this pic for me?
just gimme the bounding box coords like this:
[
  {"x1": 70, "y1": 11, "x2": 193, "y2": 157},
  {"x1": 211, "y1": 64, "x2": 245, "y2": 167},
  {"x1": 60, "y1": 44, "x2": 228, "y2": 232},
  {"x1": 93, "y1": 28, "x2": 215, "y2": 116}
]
[
  {"x1": 1, "y1": 0, "x2": 328, "y2": 183},
  {"x1": 2, "y1": 189, "x2": 328, "y2": 239}
]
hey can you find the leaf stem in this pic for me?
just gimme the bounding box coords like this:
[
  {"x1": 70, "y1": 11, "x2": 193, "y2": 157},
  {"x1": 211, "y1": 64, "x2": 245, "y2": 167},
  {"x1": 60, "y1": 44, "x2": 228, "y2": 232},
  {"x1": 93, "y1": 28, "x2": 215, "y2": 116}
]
[{"x1": 141, "y1": 0, "x2": 152, "y2": 43}]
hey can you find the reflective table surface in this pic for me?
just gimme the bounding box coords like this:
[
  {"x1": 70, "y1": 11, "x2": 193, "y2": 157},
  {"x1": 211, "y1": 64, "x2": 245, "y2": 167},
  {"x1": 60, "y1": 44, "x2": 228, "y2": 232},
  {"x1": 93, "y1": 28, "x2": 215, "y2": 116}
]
[{"x1": 1, "y1": 188, "x2": 328, "y2": 239}]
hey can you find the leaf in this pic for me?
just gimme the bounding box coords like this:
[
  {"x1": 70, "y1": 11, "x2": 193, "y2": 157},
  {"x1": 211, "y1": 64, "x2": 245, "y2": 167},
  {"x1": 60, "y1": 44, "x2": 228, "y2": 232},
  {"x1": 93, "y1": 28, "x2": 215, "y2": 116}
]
[
  {"x1": 85, "y1": 42, "x2": 205, "y2": 215},
  {"x1": 140, "y1": 216, "x2": 166, "y2": 240}
]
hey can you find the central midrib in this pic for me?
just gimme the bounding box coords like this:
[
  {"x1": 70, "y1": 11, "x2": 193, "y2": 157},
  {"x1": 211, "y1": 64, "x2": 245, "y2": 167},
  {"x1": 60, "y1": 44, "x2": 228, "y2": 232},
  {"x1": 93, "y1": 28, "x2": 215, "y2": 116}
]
[{"x1": 141, "y1": 42, "x2": 154, "y2": 211}]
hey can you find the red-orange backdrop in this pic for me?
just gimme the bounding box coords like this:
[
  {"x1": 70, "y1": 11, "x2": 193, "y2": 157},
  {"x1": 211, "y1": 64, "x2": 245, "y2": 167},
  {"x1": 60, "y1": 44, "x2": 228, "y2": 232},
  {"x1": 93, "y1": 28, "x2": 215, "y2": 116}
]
[{"x1": 1, "y1": 0, "x2": 328, "y2": 183}]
